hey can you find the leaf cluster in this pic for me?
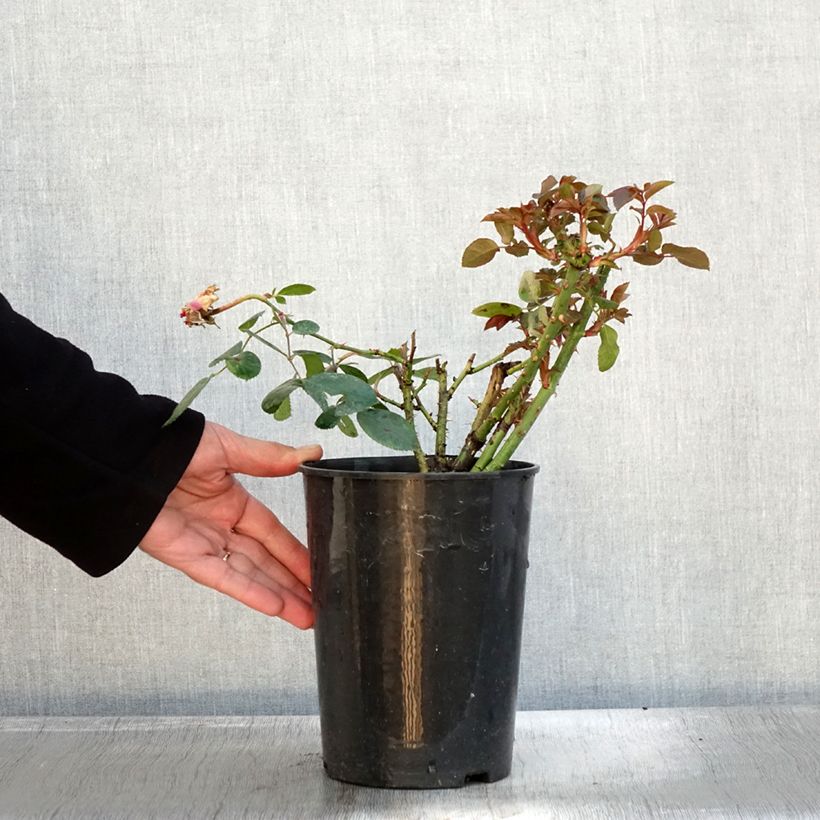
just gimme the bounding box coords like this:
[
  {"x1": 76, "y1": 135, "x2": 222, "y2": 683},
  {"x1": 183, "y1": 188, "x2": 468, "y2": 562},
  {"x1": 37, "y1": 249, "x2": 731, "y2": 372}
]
[{"x1": 168, "y1": 175, "x2": 709, "y2": 472}]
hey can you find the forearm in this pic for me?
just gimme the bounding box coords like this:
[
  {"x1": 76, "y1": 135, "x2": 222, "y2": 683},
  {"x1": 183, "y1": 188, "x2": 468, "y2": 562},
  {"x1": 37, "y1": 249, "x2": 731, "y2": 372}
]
[{"x1": 0, "y1": 292, "x2": 205, "y2": 576}]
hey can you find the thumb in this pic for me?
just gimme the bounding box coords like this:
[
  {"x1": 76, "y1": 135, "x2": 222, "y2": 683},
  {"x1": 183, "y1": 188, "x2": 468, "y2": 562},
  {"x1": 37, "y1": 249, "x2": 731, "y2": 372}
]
[{"x1": 214, "y1": 425, "x2": 323, "y2": 477}]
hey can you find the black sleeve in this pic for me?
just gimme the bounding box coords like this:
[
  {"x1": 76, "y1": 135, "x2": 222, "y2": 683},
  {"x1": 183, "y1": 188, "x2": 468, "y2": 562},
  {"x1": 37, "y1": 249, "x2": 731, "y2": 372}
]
[{"x1": 0, "y1": 292, "x2": 205, "y2": 577}]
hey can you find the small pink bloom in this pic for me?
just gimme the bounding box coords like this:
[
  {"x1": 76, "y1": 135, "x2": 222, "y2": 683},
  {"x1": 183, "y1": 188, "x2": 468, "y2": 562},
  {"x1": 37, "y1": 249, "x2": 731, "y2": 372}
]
[{"x1": 180, "y1": 284, "x2": 220, "y2": 326}]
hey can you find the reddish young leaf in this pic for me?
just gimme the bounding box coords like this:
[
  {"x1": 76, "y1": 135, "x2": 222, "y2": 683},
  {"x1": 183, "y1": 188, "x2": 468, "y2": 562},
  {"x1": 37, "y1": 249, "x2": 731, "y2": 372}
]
[
  {"x1": 484, "y1": 314, "x2": 514, "y2": 331},
  {"x1": 611, "y1": 282, "x2": 630, "y2": 303},
  {"x1": 647, "y1": 204, "x2": 677, "y2": 228},
  {"x1": 631, "y1": 252, "x2": 665, "y2": 266},
  {"x1": 607, "y1": 185, "x2": 639, "y2": 211},
  {"x1": 505, "y1": 240, "x2": 530, "y2": 257}
]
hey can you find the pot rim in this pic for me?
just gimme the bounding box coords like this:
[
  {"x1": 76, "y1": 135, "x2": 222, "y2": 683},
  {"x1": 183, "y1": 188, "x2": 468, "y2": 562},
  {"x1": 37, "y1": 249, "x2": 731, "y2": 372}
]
[{"x1": 299, "y1": 455, "x2": 539, "y2": 480}]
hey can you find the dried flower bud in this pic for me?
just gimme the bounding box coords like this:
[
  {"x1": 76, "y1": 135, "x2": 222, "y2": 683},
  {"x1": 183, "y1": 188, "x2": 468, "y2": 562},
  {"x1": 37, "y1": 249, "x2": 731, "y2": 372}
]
[{"x1": 180, "y1": 284, "x2": 220, "y2": 327}]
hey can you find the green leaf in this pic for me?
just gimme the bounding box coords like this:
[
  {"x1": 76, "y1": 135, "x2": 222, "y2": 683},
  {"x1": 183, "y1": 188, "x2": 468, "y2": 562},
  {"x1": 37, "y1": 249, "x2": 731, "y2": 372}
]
[
  {"x1": 292, "y1": 319, "x2": 320, "y2": 335},
  {"x1": 277, "y1": 283, "x2": 316, "y2": 297},
  {"x1": 238, "y1": 311, "x2": 265, "y2": 332},
  {"x1": 163, "y1": 376, "x2": 213, "y2": 427},
  {"x1": 209, "y1": 341, "x2": 243, "y2": 368},
  {"x1": 339, "y1": 363, "x2": 368, "y2": 382},
  {"x1": 580, "y1": 183, "x2": 603, "y2": 202},
  {"x1": 273, "y1": 395, "x2": 292, "y2": 421},
  {"x1": 384, "y1": 348, "x2": 407, "y2": 363},
  {"x1": 643, "y1": 180, "x2": 674, "y2": 200},
  {"x1": 472, "y1": 301, "x2": 523, "y2": 319},
  {"x1": 494, "y1": 221, "x2": 514, "y2": 245},
  {"x1": 357, "y1": 407, "x2": 418, "y2": 451},
  {"x1": 315, "y1": 407, "x2": 340, "y2": 429},
  {"x1": 412, "y1": 366, "x2": 438, "y2": 380},
  {"x1": 293, "y1": 349, "x2": 332, "y2": 363},
  {"x1": 368, "y1": 365, "x2": 396, "y2": 386},
  {"x1": 296, "y1": 350, "x2": 325, "y2": 377},
  {"x1": 558, "y1": 181, "x2": 575, "y2": 198},
  {"x1": 336, "y1": 415, "x2": 358, "y2": 438},
  {"x1": 647, "y1": 228, "x2": 662, "y2": 253},
  {"x1": 461, "y1": 238, "x2": 500, "y2": 268},
  {"x1": 662, "y1": 243, "x2": 710, "y2": 270},
  {"x1": 594, "y1": 296, "x2": 619, "y2": 310},
  {"x1": 598, "y1": 325, "x2": 620, "y2": 372},
  {"x1": 518, "y1": 269, "x2": 540, "y2": 302},
  {"x1": 301, "y1": 379, "x2": 328, "y2": 410},
  {"x1": 225, "y1": 351, "x2": 262, "y2": 380},
  {"x1": 261, "y1": 378, "x2": 301, "y2": 414},
  {"x1": 595, "y1": 257, "x2": 621, "y2": 271},
  {"x1": 302, "y1": 372, "x2": 378, "y2": 416}
]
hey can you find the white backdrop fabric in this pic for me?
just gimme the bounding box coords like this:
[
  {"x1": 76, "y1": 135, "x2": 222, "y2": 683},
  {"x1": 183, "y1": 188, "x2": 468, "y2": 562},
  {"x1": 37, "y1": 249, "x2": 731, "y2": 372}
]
[{"x1": 0, "y1": 0, "x2": 817, "y2": 715}]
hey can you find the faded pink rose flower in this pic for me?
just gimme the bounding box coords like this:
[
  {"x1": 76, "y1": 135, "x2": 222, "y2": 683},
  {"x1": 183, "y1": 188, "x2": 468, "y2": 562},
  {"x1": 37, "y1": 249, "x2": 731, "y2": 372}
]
[{"x1": 180, "y1": 285, "x2": 220, "y2": 326}]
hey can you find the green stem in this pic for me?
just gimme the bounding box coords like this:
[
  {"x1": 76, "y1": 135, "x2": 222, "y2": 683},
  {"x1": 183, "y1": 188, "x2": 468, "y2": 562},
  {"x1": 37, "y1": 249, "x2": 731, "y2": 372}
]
[
  {"x1": 483, "y1": 271, "x2": 610, "y2": 471},
  {"x1": 451, "y1": 363, "x2": 505, "y2": 471},
  {"x1": 468, "y1": 349, "x2": 509, "y2": 376},
  {"x1": 471, "y1": 387, "x2": 526, "y2": 471},
  {"x1": 374, "y1": 392, "x2": 405, "y2": 411},
  {"x1": 448, "y1": 354, "x2": 476, "y2": 399},
  {"x1": 412, "y1": 386, "x2": 438, "y2": 430},
  {"x1": 397, "y1": 365, "x2": 428, "y2": 473},
  {"x1": 246, "y1": 324, "x2": 301, "y2": 377},
  {"x1": 309, "y1": 332, "x2": 397, "y2": 363},
  {"x1": 211, "y1": 293, "x2": 276, "y2": 316},
  {"x1": 470, "y1": 392, "x2": 523, "y2": 471},
  {"x1": 435, "y1": 362, "x2": 448, "y2": 466},
  {"x1": 454, "y1": 266, "x2": 581, "y2": 467}
]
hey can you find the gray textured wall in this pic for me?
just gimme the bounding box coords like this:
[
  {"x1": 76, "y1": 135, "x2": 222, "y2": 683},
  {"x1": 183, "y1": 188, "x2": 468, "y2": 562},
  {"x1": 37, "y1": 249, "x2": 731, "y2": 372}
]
[{"x1": 0, "y1": 1, "x2": 817, "y2": 716}]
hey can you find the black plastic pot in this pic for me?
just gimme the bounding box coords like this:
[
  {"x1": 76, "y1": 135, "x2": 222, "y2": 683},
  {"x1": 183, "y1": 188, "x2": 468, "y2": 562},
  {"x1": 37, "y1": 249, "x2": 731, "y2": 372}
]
[{"x1": 300, "y1": 455, "x2": 539, "y2": 789}]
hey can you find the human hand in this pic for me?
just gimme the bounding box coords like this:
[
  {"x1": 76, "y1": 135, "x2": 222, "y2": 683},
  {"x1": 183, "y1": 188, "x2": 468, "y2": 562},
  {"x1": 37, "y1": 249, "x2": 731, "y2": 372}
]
[{"x1": 139, "y1": 421, "x2": 322, "y2": 629}]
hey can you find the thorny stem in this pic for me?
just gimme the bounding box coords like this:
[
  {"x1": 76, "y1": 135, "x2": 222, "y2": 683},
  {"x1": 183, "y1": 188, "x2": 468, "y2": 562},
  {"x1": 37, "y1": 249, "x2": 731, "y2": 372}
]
[
  {"x1": 308, "y1": 332, "x2": 398, "y2": 364},
  {"x1": 183, "y1": 183, "x2": 687, "y2": 474},
  {"x1": 519, "y1": 221, "x2": 556, "y2": 261},
  {"x1": 471, "y1": 392, "x2": 524, "y2": 470},
  {"x1": 447, "y1": 354, "x2": 475, "y2": 399},
  {"x1": 435, "y1": 361, "x2": 448, "y2": 467},
  {"x1": 590, "y1": 196, "x2": 648, "y2": 269},
  {"x1": 471, "y1": 385, "x2": 529, "y2": 471},
  {"x1": 454, "y1": 265, "x2": 582, "y2": 469},
  {"x1": 451, "y1": 363, "x2": 506, "y2": 471},
  {"x1": 412, "y1": 386, "x2": 438, "y2": 430},
  {"x1": 246, "y1": 325, "x2": 301, "y2": 378},
  {"x1": 395, "y1": 345, "x2": 428, "y2": 472},
  {"x1": 482, "y1": 271, "x2": 610, "y2": 471}
]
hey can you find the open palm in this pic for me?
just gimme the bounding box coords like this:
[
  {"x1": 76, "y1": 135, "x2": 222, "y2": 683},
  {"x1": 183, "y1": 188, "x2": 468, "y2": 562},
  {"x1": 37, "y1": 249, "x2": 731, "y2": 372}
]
[{"x1": 139, "y1": 421, "x2": 322, "y2": 629}]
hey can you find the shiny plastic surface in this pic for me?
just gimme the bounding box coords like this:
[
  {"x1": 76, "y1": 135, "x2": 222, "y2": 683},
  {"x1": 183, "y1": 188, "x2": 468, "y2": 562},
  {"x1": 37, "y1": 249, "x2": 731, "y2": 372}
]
[{"x1": 301, "y1": 456, "x2": 538, "y2": 789}]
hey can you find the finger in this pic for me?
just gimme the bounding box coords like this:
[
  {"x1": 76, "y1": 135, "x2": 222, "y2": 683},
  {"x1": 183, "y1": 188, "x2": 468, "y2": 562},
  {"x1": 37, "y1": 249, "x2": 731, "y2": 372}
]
[
  {"x1": 213, "y1": 424, "x2": 323, "y2": 478},
  {"x1": 234, "y1": 496, "x2": 312, "y2": 589},
  {"x1": 193, "y1": 554, "x2": 314, "y2": 629},
  {"x1": 228, "y1": 531, "x2": 312, "y2": 606}
]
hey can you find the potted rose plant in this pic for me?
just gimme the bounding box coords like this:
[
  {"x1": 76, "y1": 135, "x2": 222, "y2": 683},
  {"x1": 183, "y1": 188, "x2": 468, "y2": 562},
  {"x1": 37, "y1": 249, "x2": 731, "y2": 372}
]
[{"x1": 169, "y1": 175, "x2": 708, "y2": 789}]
